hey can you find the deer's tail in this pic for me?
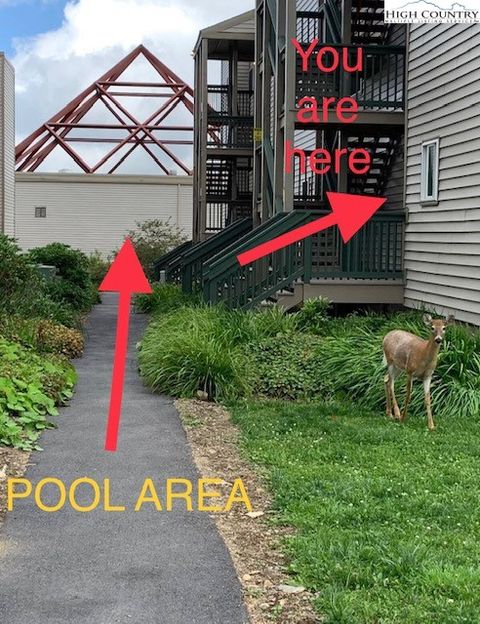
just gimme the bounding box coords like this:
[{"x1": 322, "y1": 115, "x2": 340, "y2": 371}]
[{"x1": 382, "y1": 352, "x2": 387, "y2": 367}]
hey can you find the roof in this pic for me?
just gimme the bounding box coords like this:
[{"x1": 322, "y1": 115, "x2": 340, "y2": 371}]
[{"x1": 193, "y1": 10, "x2": 255, "y2": 56}]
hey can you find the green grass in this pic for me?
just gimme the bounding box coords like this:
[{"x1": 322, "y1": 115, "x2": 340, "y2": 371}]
[{"x1": 231, "y1": 399, "x2": 480, "y2": 623}]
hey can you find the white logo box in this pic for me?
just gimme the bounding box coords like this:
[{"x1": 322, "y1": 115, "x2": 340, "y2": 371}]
[{"x1": 384, "y1": 0, "x2": 480, "y2": 23}]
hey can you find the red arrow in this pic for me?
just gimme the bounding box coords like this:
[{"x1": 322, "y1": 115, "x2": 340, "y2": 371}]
[
  {"x1": 237, "y1": 192, "x2": 387, "y2": 266},
  {"x1": 98, "y1": 239, "x2": 152, "y2": 452}
]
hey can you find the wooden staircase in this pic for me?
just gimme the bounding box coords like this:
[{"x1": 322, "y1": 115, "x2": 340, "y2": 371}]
[
  {"x1": 348, "y1": 131, "x2": 402, "y2": 196},
  {"x1": 351, "y1": 0, "x2": 391, "y2": 45}
]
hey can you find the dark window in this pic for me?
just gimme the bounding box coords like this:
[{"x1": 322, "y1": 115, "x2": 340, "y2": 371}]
[{"x1": 35, "y1": 206, "x2": 47, "y2": 218}]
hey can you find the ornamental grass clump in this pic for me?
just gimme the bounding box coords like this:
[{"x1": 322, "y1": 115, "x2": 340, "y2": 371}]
[
  {"x1": 310, "y1": 320, "x2": 480, "y2": 419},
  {"x1": 138, "y1": 306, "x2": 253, "y2": 401}
]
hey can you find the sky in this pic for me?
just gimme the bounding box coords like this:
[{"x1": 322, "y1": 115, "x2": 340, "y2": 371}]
[{"x1": 0, "y1": 0, "x2": 254, "y2": 173}]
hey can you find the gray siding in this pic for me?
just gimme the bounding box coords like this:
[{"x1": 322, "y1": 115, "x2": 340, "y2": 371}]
[
  {"x1": 0, "y1": 54, "x2": 15, "y2": 236},
  {"x1": 384, "y1": 136, "x2": 404, "y2": 212},
  {"x1": 405, "y1": 23, "x2": 480, "y2": 326},
  {"x1": 15, "y1": 173, "x2": 193, "y2": 256}
]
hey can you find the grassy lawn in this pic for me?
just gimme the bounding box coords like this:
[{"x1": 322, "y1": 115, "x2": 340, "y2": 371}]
[{"x1": 230, "y1": 400, "x2": 480, "y2": 623}]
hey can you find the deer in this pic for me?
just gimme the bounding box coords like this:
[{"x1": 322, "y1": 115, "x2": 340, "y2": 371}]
[{"x1": 382, "y1": 314, "x2": 455, "y2": 431}]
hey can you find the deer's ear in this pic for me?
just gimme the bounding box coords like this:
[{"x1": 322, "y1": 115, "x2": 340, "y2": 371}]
[
  {"x1": 423, "y1": 313, "x2": 433, "y2": 326},
  {"x1": 445, "y1": 314, "x2": 455, "y2": 326}
]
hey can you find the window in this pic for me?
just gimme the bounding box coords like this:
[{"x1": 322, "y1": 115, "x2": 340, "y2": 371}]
[
  {"x1": 421, "y1": 139, "x2": 439, "y2": 204},
  {"x1": 35, "y1": 206, "x2": 46, "y2": 218}
]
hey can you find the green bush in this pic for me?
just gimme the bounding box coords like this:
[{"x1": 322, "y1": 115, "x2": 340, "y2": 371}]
[
  {"x1": 248, "y1": 333, "x2": 322, "y2": 399},
  {"x1": 28, "y1": 242, "x2": 96, "y2": 311},
  {"x1": 87, "y1": 250, "x2": 110, "y2": 288},
  {"x1": 296, "y1": 296, "x2": 332, "y2": 334},
  {"x1": 123, "y1": 219, "x2": 186, "y2": 280},
  {"x1": 0, "y1": 235, "x2": 80, "y2": 327},
  {"x1": 135, "y1": 283, "x2": 198, "y2": 315},
  {"x1": 0, "y1": 315, "x2": 83, "y2": 357},
  {"x1": 0, "y1": 338, "x2": 76, "y2": 449}
]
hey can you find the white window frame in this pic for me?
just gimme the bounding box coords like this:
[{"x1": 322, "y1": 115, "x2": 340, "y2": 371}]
[{"x1": 420, "y1": 138, "x2": 439, "y2": 204}]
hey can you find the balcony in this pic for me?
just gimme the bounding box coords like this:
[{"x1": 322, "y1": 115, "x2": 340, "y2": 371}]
[
  {"x1": 207, "y1": 85, "x2": 254, "y2": 149},
  {"x1": 296, "y1": 45, "x2": 405, "y2": 112}
]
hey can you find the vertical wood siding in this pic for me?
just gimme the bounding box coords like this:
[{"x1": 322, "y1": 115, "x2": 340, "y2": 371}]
[
  {"x1": 0, "y1": 55, "x2": 15, "y2": 236},
  {"x1": 15, "y1": 174, "x2": 193, "y2": 256},
  {"x1": 405, "y1": 24, "x2": 480, "y2": 326}
]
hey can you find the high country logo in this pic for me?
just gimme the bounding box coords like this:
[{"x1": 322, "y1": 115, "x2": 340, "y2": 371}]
[{"x1": 384, "y1": 0, "x2": 480, "y2": 23}]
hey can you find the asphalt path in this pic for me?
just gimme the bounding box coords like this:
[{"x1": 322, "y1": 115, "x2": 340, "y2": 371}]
[{"x1": 0, "y1": 294, "x2": 248, "y2": 624}]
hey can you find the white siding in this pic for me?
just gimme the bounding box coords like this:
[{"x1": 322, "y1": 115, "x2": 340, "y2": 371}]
[
  {"x1": 0, "y1": 54, "x2": 15, "y2": 236},
  {"x1": 15, "y1": 173, "x2": 193, "y2": 256},
  {"x1": 405, "y1": 24, "x2": 480, "y2": 326}
]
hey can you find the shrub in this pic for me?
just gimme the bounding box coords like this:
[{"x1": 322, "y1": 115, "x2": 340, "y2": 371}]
[
  {"x1": 123, "y1": 219, "x2": 186, "y2": 280},
  {"x1": 0, "y1": 316, "x2": 83, "y2": 356},
  {"x1": 0, "y1": 235, "x2": 36, "y2": 302},
  {"x1": 0, "y1": 338, "x2": 76, "y2": 449},
  {"x1": 36, "y1": 320, "x2": 84, "y2": 358},
  {"x1": 0, "y1": 236, "x2": 81, "y2": 327},
  {"x1": 248, "y1": 333, "x2": 323, "y2": 399},
  {"x1": 87, "y1": 250, "x2": 110, "y2": 288},
  {"x1": 296, "y1": 296, "x2": 331, "y2": 334},
  {"x1": 135, "y1": 283, "x2": 197, "y2": 315},
  {"x1": 28, "y1": 242, "x2": 96, "y2": 311}
]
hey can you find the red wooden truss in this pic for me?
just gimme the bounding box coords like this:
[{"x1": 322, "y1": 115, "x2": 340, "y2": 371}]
[{"x1": 15, "y1": 45, "x2": 195, "y2": 175}]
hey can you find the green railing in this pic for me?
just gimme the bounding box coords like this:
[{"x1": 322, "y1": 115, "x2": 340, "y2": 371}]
[
  {"x1": 203, "y1": 210, "x2": 404, "y2": 309},
  {"x1": 153, "y1": 240, "x2": 193, "y2": 281},
  {"x1": 165, "y1": 217, "x2": 253, "y2": 293},
  {"x1": 296, "y1": 45, "x2": 405, "y2": 110}
]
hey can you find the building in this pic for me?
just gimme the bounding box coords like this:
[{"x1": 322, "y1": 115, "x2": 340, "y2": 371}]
[
  {"x1": 15, "y1": 172, "x2": 192, "y2": 256},
  {"x1": 0, "y1": 53, "x2": 15, "y2": 237},
  {"x1": 12, "y1": 46, "x2": 195, "y2": 255},
  {"x1": 404, "y1": 23, "x2": 480, "y2": 326},
  {"x1": 157, "y1": 1, "x2": 407, "y2": 309}
]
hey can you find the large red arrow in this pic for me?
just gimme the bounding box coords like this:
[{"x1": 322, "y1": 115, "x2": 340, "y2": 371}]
[
  {"x1": 237, "y1": 192, "x2": 386, "y2": 266},
  {"x1": 99, "y1": 239, "x2": 152, "y2": 451}
]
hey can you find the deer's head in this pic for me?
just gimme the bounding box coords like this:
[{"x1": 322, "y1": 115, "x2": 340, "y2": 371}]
[{"x1": 423, "y1": 314, "x2": 455, "y2": 344}]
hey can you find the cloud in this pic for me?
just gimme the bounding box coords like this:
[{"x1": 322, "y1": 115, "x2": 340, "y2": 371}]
[{"x1": 11, "y1": 0, "x2": 254, "y2": 172}]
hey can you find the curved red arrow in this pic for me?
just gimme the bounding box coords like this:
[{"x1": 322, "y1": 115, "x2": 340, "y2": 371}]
[
  {"x1": 99, "y1": 239, "x2": 152, "y2": 452},
  {"x1": 237, "y1": 192, "x2": 386, "y2": 266}
]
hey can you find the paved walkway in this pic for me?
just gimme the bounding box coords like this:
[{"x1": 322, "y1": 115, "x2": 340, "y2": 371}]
[{"x1": 0, "y1": 295, "x2": 247, "y2": 624}]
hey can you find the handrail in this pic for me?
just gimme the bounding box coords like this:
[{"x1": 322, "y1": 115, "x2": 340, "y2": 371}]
[
  {"x1": 166, "y1": 217, "x2": 253, "y2": 293},
  {"x1": 153, "y1": 240, "x2": 193, "y2": 280},
  {"x1": 202, "y1": 209, "x2": 405, "y2": 308}
]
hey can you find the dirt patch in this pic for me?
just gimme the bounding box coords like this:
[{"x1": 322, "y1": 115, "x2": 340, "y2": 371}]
[
  {"x1": 175, "y1": 399, "x2": 320, "y2": 624},
  {"x1": 0, "y1": 448, "x2": 30, "y2": 525}
]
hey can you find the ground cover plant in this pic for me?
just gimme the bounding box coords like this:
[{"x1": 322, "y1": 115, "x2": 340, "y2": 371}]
[
  {"x1": 0, "y1": 235, "x2": 89, "y2": 449},
  {"x1": 0, "y1": 338, "x2": 76, "y2": 450},
  {"x1": 230, "y1": 399, "x2": 480, "y2": 623}
]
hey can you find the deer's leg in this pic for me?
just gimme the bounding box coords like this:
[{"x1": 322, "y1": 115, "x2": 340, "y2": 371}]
[
  {"x1": 388, "y1": 365, "x2": 402, "y2": 420},
  {"x1": 401, "y1": 374, "x2": 413, "y2": 422},
  {"x1": 423, "y1": 376, "x2": 435, "y2": 431},
  {"x1": 384, "y1": 373, "x2": 393, "y2": 418}
]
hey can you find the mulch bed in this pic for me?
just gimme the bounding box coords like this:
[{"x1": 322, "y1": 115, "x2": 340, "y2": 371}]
[{"x1": 175, "y1": 399, "x2": 320, "y2": 624}]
